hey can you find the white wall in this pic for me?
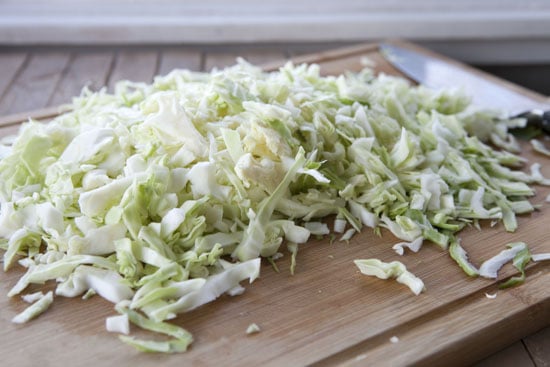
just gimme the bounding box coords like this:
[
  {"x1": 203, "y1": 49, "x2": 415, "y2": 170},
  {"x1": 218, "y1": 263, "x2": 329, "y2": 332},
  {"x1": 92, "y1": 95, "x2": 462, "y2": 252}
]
[{"x1": 1, "y1": 0, "x2": 550, "y2": 64}]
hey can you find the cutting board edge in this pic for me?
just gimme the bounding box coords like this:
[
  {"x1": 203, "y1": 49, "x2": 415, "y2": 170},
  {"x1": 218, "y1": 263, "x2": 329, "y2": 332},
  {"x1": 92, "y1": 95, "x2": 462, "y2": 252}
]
[{"x1": 310, "y1": 268, "x2": 550, "y2": 367}]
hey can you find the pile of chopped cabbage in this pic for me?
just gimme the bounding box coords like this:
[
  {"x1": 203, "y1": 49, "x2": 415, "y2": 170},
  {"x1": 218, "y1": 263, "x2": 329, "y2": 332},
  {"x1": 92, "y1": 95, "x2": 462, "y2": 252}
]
[{"x1": 1, "y1": 61, "x2": 548, "y2": 352}]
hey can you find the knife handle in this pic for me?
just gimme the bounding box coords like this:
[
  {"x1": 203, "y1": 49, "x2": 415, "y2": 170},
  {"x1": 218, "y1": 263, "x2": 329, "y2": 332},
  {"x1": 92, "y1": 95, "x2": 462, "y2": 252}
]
[{"x1": 515, "y1": 110, "x2": 550, "y2": 135}]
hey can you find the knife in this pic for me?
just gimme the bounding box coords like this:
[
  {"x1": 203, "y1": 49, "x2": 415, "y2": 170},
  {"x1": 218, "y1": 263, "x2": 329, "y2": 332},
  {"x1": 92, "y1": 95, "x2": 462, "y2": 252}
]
[{"x1": 380, "y1": 43, "x2": 550, "y2": 136}]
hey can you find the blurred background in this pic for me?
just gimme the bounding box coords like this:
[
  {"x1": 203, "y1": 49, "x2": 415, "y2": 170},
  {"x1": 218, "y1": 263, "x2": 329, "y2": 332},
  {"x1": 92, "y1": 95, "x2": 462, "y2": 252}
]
[{"x1": 1, "y1": 0, "x2": 550, "y2": 94}]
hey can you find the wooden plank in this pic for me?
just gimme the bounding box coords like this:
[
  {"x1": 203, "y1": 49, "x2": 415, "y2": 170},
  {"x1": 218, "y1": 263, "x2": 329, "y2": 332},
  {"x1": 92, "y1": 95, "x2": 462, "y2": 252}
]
[
  {"x1": 472, "y1": 341, "x2": 535, "y2": 367},
  {"x1": 0, "y1": 52, "x2": 70, "y2": 115},
  {"x1": 48, "y1": 52, "x2": 114, "y2": 106},
  {"x1": 107, "y1": 50, "x2": 159, "y2": 90},
  {"x1": 286, "y1": 43, "x2": 349, "y2": 57},
  {"x1": 0, "y1": 123, "x2": 25, "y2": 138},
  {"x1": 0, "y1": 52, "x2": 27, "y2": 99},
  {"x1": 523, "y1": 327, "x2": 550, "y2": 367},
  {"x1": 0, "y1": 43, "x2": 381, "y2": 126},
  {"x1": 0, "y1": 42, "x2": 549, "y2": 366},
  {"x1": 263, "y1": 43, "x2": 381, "y2": 73},
  {"x1": 204, "y1": 49, "x2": 286, "y2": 71},
  {"x1": 158, "y1": 49, "x2": 202, "y2": 75},
  {"x1": 0, "y1": 106, "x2": 68, "y2": 128}
]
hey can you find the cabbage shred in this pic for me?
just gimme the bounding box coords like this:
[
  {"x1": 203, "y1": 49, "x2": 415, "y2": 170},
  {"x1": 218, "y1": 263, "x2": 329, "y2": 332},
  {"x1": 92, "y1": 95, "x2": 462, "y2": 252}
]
[{"x1": 0, "y1": 61, "x2": 543, "y2": 351}]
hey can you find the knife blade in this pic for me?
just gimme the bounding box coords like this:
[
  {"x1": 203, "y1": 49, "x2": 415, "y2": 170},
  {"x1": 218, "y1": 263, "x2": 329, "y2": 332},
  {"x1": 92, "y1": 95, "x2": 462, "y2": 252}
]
[{"x1": 380, "y1": 43, "x2": 550, "y2": 135}]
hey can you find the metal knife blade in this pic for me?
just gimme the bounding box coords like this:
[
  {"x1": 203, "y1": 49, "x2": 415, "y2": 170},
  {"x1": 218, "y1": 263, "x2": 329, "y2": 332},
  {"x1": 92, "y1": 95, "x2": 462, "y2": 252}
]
[{"x1": 380, "y1": 43, "x2": 550, "y2": 134}]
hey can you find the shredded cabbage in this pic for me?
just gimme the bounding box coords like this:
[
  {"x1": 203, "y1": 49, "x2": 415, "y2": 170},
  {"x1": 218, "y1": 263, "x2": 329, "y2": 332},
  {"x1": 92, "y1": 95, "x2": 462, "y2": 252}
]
[
  {"x1": 246, "y1": 323, "x2": 261, "y2": 335},
  {"x1": 449, "y1": 239, "x2": 479, "y2": 277},
  {"x1": 0, "y1": 60, "x2": 547, "y2": 352},
  {"x1": 106, "y1": 314, "x2": 130, "y2": 335},
  {"x1": 21, "y1": 291, "x2": 45, "y2": 304},
  {"x1": 12, "y1": 291, "x2": 54, "y2": 324},
  {"x1": 532, "y1": 253, "x2": 550, "y2": 262},
  {"x1": 498, "y1": 244, "x2": 531, "y2": 289},
  {"x1": 530, "y1": 139, "x2": 550, "y2": 157},
  {"x1": 354, "y1": 259, "x2": 425, "y2": 295},
  {"x1": 479, "y1": 242, "x2": 528, "y2": 279}
]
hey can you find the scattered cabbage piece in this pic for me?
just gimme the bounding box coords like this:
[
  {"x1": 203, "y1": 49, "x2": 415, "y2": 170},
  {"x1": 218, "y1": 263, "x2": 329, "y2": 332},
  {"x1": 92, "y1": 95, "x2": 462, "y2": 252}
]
[
  {"x1": 449, "y1": 239, "x2": 479, "y2": 277},
  {"x1": 305, "y1": 222, "x2": 330, "y2": 236},
  {"x1": 106, "y1": 314, "x2": 130, "y2": 335},
  {"x1": 531, "y1": 253, "x2": 550, "y2": 262},
  {"x1": 287, "y1": 243, "x2": 298, "y2": 276},
  {"x1": 12, "y1": 291, "x2": 54, "y2": 324},
  {"x1": 479, "y1": 242, "x2": 528, "y2": 279},
  {"x1": 392, "y1": 237, "x2": 423, "y2": 256},
  {"x1": 530, "y1": 139, "x2": 550, "y2": 157},
  {"x1": 117, "y1": 302, "x2": 193, "y2": 353},
  {"x1": 354, "y1": 259, "x2": 425, "y2": 295},
  {"x1": 246, "y1": 323, "x2": 261, "y2": 335},
  {"x1": 499, "y1": 244, "x2": 531, "y2": 289},
  {"x1": 340, "y1": 228, "x2": 356, "y2": 242},
  {"x1": 21, "y1": 291, "x2": 45, "y2": 304},
  {"x1": 529, "y1": 163, "x2": 550, "y2": 186}
]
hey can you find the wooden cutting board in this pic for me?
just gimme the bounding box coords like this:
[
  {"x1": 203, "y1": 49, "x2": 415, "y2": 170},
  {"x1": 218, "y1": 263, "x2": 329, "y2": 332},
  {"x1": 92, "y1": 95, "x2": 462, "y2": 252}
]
[{"x1": 0, "y1": 41, "x2": 549, "y2": 366}]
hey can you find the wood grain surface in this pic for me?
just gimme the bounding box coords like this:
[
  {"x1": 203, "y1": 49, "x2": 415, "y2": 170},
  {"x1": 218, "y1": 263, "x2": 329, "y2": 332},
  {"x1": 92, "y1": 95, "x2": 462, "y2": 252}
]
[
  {"x1": 0, "y1": 41, "x2": 548, "y2": 366},
  {"x1": 0, "y1": 52, "x2": 70, "y2": 115},
  {"x1": 107, "y1": 50, "x2": 159, "y2": 91},
  {"x1": 48, "y1": 51, "x2": 114, "y2": 106}
]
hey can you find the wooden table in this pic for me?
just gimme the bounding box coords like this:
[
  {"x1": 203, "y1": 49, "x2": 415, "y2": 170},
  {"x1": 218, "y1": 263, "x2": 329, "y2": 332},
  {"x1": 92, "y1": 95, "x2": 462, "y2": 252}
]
[{"x1": 0, "y1": 43, "x2": 548, "y2": 366}]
